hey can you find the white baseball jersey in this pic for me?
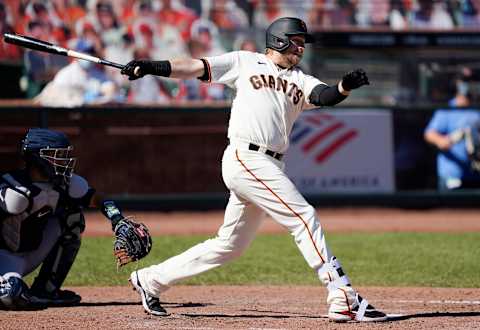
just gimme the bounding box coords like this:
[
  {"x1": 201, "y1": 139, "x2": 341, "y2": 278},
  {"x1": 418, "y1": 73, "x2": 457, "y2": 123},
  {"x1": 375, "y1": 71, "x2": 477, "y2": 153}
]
[{"x1": 204, "y1": 51, "x2": 326, "y2": 153}]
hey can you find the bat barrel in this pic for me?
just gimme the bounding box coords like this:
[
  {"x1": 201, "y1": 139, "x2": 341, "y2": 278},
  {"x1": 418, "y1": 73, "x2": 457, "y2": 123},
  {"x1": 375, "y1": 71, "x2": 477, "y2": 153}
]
[
  {"x1": 3, "y1": 33, "x2": 125, "y2": 70},
  {"x1": 3, "y1": 33, "x2": 68, "y2": 56}
]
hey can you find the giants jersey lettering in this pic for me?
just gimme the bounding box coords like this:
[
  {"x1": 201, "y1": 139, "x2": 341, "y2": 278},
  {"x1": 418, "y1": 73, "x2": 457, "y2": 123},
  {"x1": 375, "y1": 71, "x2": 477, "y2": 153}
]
[{"x1": 204, "y1": 51, "x2": 325, "y2": 153}]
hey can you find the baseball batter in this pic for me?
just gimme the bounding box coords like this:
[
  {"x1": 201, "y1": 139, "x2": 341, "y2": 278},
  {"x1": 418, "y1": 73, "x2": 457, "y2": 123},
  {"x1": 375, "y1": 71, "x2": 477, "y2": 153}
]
[{"x1": 121, "y1": 17, "x2": 387, "y2": 322}]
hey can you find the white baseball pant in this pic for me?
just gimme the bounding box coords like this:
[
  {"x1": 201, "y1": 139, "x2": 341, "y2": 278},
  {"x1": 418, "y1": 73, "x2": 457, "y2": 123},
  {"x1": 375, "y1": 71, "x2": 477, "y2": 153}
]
[{"x1": 138, "y1": 141, "x2": 335, "y2": 296}]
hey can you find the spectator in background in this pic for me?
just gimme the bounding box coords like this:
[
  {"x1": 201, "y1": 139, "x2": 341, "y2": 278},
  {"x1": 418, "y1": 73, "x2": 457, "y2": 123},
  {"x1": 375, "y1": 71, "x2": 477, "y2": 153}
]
[
  {"x1": 76, "y1": 1, "x2": 125, "y2": 51},
  {"x1": 157, "y1": 0, "x2": 198, "y2": 42},
  {"x1": 411, "y1": 0, "x2": 455, "y2": 29},
  {"x1": 253, "y1": 0, "x2": 297, "y2": 30},
  {"x1": 131, "y1": 1, "x2": 187, "y2": 60},
  {"x1": 233, "y1": 35, "x2": 258, "y2": 51},
  {"x1": 35, "y1": 39, "x2": 123, "y2": 107},
  {"x1": 356, "y1": 0, "x2": 389, "y2": 27},
  {"x1": 176, "y1": 39, "x2": 227, "y2": 102},
  {"x1": 449, "y1": 0, "x2": 479, "y2": 27},
  {"x1": 50, "y1": 0, "x2": 86, "y2": 38},
  {"x1": 208, "y1": 0, "x2": 250, "y2": 50},
  {"x1": 94, "y1": 2, "x2": 125, "y2": 47},
  {"x1": 22, "y1": 20, "x2": 69, "y2": 98},
  {"x1": 0, "y1": 2, "x2": 22, "y2": 60},
  {"x1": 25, "y1": 1, "x2": 70, "y2": 45},
  {"x1": 424, "y1": 67, "x2": 480, "y2": 190},
  {"x1": 307, "y1": 0, "x2": 332, "y2": 29},
  {"x1": 209, "y1": 0, "x2": 249, "y2": 32},
  {"x1": 75, "y1": 20, "x2": 104, "y2": 58},
  {"x1": 189, "y1": 18, "x2": 226, "y2": 56},
  {"x1": 94, "y1": 2, "x2": 132, "y2": 84},
  {"x1": 389, "y1": 0, "x2": 408, "y2": 30}
]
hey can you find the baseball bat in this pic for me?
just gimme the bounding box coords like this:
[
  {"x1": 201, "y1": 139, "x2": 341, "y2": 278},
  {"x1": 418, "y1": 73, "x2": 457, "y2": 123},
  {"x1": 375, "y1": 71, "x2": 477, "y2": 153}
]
[{"x1": 3, "y1": 33, "x2": 124, "y2": 70}]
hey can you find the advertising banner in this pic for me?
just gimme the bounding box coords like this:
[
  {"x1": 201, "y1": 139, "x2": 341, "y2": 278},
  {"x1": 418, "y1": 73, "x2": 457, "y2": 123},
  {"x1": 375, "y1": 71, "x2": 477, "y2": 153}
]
[{"x1": 285, "y1": 109, "x2": 394, "y2": 194}]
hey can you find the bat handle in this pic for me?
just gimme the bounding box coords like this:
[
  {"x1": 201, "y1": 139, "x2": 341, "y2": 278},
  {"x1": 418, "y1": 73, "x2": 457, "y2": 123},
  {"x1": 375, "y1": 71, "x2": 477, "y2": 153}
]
[{"x1": 98, "y1": 59, "x2": 124, "y2": 70}]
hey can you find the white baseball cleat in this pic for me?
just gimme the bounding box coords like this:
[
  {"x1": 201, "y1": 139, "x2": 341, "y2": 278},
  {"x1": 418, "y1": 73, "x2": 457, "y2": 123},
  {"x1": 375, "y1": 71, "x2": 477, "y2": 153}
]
[
  {"x1": 129, "y1": 271, "x2": 169, "y2": 316},
  {"x1": 328, "y1": 289, "x2": 387, "y2": 322}
]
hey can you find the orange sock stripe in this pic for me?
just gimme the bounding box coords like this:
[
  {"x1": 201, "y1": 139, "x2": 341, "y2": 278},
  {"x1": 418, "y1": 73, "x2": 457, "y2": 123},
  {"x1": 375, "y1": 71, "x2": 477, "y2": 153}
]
[{"x1": 235, "y1": 150, "x2": 325, "y2": 263}]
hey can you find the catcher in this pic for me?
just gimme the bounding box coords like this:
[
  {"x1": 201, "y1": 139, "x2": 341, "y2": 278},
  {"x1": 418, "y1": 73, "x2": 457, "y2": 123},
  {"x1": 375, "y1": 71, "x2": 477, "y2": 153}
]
[
  {"x1": 0, "y1": 128, "x2": 94, "y2": 310},
  {"x1": 0, "y1": 128, "x2": 151, "y2": 310}
]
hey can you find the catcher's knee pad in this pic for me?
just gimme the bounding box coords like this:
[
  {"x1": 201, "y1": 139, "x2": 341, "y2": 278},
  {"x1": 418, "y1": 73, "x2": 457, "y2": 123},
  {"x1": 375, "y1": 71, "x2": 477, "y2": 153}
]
[{"x1": 63, "y1": 211, "x2": 85, "y2": 241}]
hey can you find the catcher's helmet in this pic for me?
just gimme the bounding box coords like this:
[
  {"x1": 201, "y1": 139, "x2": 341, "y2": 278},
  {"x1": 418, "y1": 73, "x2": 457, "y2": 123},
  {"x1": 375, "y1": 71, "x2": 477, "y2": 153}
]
[
  {"x1": 266, "y1": 17, "x2": 314, "y2": 52},
  {"x1": 21, "y1": 128, "x2": 76, "y2": 185}
]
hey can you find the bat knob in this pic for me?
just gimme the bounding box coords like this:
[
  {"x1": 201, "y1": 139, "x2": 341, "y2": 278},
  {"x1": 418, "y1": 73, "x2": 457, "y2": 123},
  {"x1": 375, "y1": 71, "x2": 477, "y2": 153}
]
[{"x1": 134, "y1": 66, "x2": 141, "y2": 77}]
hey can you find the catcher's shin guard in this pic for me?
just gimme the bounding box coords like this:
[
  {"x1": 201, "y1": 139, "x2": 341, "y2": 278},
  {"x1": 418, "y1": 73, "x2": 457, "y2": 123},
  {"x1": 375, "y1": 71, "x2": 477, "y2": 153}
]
[{"x1": 30, "y1": 213, "x2": 84, "y2": 306}]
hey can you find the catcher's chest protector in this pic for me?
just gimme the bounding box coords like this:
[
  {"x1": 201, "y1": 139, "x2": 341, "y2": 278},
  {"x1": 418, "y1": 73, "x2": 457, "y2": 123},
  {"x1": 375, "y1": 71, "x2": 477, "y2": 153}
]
[{"x1": 0, "y1": 172, "x2": 60, "y2": 252}]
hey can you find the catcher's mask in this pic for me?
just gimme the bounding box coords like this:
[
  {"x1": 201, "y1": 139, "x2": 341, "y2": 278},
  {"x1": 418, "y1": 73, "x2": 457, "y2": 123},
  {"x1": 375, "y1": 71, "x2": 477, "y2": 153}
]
[
  {"x1": 21, "y1": 128, "x2": 76, "y2": 185},
  {"x1": 266, "y1": 17, "x2": 314, "y2": 52}
]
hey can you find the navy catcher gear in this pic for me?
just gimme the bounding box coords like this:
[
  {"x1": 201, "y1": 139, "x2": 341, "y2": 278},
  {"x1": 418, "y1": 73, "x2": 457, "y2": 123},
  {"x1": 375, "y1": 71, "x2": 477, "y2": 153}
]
[
  {"x1": 21, "y1": 128, "x2": 76, "y2": 186},
  {"x1": 0, "y1": 274, "x2": 46, "y2": 310},
  {"x1": 266, "y1": 17, "x2": 314, "y2": 52}
]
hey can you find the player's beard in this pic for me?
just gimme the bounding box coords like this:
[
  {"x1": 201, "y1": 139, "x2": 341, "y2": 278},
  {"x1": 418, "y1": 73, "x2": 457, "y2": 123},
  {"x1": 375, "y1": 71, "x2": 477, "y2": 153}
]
[{"x1": 285, "y1": 52, "x2": 302, "y2": 67}]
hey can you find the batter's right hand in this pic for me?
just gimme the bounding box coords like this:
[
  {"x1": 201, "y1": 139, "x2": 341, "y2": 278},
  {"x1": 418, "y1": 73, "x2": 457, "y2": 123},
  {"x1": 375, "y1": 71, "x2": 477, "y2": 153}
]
[
  {"x1": 121, "y1": 60, "x2": 150, "y2": 80},
  {"x1": 341, "y1": 68, "x2": 369, "y2": 91}
]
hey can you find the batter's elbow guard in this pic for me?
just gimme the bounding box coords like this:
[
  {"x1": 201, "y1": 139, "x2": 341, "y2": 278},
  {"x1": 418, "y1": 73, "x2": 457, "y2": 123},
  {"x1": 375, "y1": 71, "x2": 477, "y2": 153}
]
[{"x1": 309, "y1": 84, "x2": 347, "y2": 107}]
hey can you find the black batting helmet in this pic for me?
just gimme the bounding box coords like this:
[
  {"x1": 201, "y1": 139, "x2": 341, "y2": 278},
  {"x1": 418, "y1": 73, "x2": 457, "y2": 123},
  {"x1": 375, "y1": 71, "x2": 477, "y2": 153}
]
[{"x1": 266, "y1": 17, "x2": 314, "y2": 52}]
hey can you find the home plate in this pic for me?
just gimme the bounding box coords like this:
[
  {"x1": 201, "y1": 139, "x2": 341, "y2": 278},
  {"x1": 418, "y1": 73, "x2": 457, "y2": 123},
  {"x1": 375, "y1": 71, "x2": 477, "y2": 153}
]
[{"x1": 320, "y1": 314, "x2": 405, "y2": 321}]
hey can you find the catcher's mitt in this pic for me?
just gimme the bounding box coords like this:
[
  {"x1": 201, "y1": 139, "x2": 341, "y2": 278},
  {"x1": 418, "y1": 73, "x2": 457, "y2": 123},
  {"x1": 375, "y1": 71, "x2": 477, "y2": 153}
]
[{"x1": 101, "y1": 200, "x2": 152, "y2": 267}]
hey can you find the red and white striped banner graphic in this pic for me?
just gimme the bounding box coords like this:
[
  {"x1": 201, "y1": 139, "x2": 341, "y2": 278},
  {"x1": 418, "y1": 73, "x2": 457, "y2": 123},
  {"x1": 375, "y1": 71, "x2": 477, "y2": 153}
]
[{"x1": 285, "y1": 109, "x2": 395, "y2": 194}]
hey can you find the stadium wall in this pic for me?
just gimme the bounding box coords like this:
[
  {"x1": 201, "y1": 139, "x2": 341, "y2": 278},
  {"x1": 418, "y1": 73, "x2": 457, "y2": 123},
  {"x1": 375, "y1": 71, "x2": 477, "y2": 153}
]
[{"x1": 0, "y1": 105, "x2": 478, "y2": 209}]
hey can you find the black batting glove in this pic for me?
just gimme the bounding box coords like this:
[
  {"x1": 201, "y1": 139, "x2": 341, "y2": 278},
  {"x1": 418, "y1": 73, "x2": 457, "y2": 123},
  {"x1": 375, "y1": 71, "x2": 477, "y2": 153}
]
[
  {"x1": 341, "y1": 68, "x2": 370, "y2": 91},
  {"x1": 121, "y1": 60, "x2": 152, "y2": 80}
]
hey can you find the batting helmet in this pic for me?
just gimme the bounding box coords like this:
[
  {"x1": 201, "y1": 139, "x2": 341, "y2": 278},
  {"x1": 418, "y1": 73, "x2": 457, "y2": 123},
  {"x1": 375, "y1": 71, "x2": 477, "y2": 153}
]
[
  {"x1": 21, "y1": 128, "x2": 76, "y2": 186},
  {"x1": 266, "y1": 17, "x2": 314, "y2": 52}
]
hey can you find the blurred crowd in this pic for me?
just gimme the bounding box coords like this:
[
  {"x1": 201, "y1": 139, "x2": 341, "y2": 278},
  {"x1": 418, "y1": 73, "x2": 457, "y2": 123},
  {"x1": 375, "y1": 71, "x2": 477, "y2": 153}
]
[{"x1": 0, "y1": 0, "x2": 479, "y2": 106}]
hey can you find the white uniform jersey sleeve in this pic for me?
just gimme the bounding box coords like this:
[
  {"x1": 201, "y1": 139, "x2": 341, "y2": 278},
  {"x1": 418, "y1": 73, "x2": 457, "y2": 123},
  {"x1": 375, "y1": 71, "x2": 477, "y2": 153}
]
[{"x1": 204, "y1": 51, "x2": 241, "y2": 87}]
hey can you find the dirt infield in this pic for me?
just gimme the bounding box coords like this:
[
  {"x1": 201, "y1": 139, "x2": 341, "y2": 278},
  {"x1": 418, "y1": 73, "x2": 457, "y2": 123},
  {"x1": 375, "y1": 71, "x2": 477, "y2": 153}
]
[{"x1": 3, "y1": 208, "x2": 480, "y2": 329}]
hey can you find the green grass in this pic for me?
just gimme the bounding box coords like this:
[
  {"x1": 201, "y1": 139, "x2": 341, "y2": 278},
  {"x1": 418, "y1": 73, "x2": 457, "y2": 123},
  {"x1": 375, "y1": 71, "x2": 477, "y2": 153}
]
[{"x1": 26, "y1": 233, "x2": 480, "y2": 288}]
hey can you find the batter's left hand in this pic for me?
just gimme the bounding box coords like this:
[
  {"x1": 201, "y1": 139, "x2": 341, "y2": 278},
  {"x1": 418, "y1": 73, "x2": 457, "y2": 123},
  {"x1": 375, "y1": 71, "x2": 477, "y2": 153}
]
[{"x1": 341, "y1": 69, "x2": 369, "y2": 91}]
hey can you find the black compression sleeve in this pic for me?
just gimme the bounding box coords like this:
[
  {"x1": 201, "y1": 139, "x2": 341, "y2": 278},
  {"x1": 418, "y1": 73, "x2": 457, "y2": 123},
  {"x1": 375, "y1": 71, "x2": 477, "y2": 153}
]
[
  {"x1": 309, "y1": 84, "x2": 347, "y2": 106},
  {"x1": 149, "y1": 61, "x2": 172, "y2": 77}
]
